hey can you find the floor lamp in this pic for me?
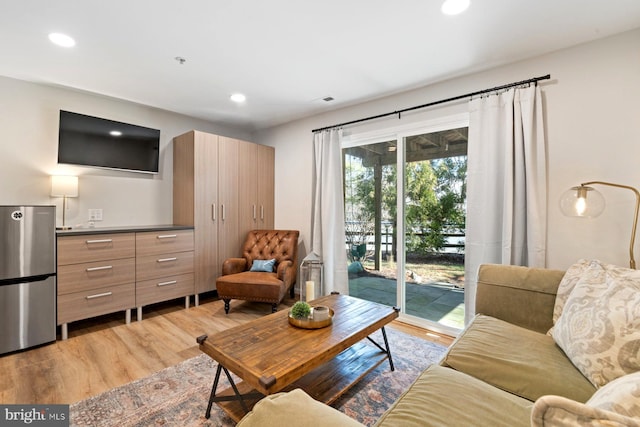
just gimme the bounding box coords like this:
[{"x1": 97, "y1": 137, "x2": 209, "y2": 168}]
[
  {"x1": 560, "y1": 181, "x2": 640, "y2": 269},
  {"x1": 51, "y1": 175, "x2": 79, "y2": 230}
]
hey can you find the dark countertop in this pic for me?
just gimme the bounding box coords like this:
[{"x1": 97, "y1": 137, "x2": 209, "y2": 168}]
[{"x1": 56, "y1": 224, "x2": 194, "y2": 236}]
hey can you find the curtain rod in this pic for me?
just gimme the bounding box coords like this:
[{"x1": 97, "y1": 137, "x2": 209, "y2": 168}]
[{"x1": 311, "y1": 74, "x2": 551, "y2": 133}]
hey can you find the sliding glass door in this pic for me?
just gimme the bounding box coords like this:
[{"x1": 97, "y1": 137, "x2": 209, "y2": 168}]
[{"x1": 343, "y1": 119, "x2": 468, "y2": 334}]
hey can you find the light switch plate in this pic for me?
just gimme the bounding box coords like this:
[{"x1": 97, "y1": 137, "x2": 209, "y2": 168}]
[{"x1": 88, "y1": 209, "x2": 103, "y2": 221}]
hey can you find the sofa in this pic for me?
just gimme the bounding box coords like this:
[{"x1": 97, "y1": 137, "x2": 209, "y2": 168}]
[{"x1": 236, "y1": 261, "x2": 640, "y2": 427}]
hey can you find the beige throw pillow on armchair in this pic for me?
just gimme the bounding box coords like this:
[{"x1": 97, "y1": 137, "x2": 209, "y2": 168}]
[{"x1": 552, "y1": 260, "x2": 640, "y2": 388}]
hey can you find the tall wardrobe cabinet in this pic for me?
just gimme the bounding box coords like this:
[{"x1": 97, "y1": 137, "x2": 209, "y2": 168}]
[{"x1": 173, "y1": 131, "x2": 275, "y2": 303}]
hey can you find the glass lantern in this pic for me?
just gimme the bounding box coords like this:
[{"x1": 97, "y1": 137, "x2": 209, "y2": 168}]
[{"x1": 300, "y1": 252, "x2": 324, "y2": 302}]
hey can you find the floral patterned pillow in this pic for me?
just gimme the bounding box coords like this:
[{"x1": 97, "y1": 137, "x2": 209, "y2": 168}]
[
  {"x1": 552, "y1": 260, "x2": 640, "y2": 387},
  {"x1": 552, "y1": 259, "x2": 591, "y2": 326},
  {"x1": 587, "y1": 371, "x2": 640, "y2": 418}
]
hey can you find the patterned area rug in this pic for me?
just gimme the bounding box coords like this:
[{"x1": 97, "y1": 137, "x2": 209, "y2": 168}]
[{"x1": 70, "y1": 328, "x2": 447, "y2": 426}]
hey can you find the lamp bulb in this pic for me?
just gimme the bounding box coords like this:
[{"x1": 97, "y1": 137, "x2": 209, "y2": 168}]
[{"x1": 575, "y1": 196, "x2": 587, "y2": 216}]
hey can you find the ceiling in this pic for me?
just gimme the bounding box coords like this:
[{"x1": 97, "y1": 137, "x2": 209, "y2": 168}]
[{"x1": 2, "y1": 1, "x2": 639, "y2": 131}]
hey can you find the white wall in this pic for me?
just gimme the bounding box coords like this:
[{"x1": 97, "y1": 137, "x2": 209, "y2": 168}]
[
  {"x1": 0, "y1": 76, "x2": 251, "y2": 228},
  {"x1": 256, "y1": 28, "x2": 640, "y2": 271}
]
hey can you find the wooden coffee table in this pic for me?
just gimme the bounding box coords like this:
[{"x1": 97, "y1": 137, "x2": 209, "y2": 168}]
[{"x1": 197, "y1": 293, "x2": 399, "y2": 422}]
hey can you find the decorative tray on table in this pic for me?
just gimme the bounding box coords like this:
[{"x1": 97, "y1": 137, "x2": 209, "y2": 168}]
[{"x1": 288, "y1": 307, "x2": 334, "y2": 329}]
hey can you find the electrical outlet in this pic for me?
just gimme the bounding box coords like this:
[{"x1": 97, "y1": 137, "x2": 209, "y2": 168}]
[{"x1": 88, "y1": 209, "x2": 103, "y2": 221}]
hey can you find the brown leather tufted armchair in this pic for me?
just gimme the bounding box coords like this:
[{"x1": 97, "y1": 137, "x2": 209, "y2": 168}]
[{"x1": 216, "y1": 230, "x2": 300, "y2": 314}]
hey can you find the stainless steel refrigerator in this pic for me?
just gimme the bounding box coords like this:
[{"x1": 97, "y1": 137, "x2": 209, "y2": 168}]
[{"x1": 0, "y1": 205, "x2": 57, "y2": 354}]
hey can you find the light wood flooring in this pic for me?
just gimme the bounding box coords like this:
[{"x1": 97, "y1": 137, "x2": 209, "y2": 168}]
[{"x1": 0, "y1": 294, "x2": 453, "y2": 405}]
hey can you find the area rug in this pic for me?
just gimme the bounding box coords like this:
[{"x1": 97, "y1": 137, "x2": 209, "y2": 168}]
[{"x1": 70, "y1": 328, "x2": 447, "y2": 426}]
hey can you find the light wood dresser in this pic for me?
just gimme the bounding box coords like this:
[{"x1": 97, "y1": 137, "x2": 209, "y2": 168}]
[{"x1": 56, "y1": 225, "x2": 194, "y2": 339}]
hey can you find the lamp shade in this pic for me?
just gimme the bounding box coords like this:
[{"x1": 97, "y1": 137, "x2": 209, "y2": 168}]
[
  {"x1": 50, "y1": 175, "x2": 78, "y2": 197},
  {"x1": 559, "y1": 185, "x2": 605, "y2": 218}
]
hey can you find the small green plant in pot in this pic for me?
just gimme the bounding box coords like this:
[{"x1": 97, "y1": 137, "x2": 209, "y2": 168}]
[{"x1": 291, "y1": 301, "x2": 312, "y2": 319}]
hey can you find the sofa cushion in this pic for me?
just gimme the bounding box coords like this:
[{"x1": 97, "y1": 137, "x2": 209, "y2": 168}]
[
  {"x1": 441, "y1": 314, "x2": 595, "y2": 402},
  {"x1": 587, "y1": 371, "x2": 640, "y2": 418},
  {"x1": 237, "y1": 388, "x2": 364, "y2": 427},
  {"x1": 476, "y1": 263, "x2": 565, "y2": 334},
  {"x1": 374, "y1": 365, "x2": 533, "y2": 427},
  {"x1": 552, "y1": 260, "x2": 640, "y2": 387}
]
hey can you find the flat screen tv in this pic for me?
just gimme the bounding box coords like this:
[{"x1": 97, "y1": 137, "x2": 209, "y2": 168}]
[{"x1": 58, "y1": 110, "x2": 160, "y2": 174}]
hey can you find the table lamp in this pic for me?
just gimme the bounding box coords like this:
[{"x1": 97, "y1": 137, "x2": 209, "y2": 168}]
[
  {"x1": 559, "y1": 181, "x2": 640, "y2": 269},
  {"x1": 51, "y1": 175, "x2": 78, "y2": 230}
]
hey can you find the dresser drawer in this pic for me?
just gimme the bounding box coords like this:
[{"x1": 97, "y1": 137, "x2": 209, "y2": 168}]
[
  {"x1": 136, "y1": 273, "x2": 194, "y2": 307},
  {"x1": 135, "y1": 230, "x2": 194, "y2": 257},
  {"x1": 57, "y1": 258, "x2": 135, "y2": 295},
  {"x1": 57, "y1": 233, "x2": 136, "y2": 265},
  {"x1": 136, "y1": 251, "x2": 194, "y2": 281},
  {"x1": 57, "y1": 282, "x2": 135, "y2": 325}
]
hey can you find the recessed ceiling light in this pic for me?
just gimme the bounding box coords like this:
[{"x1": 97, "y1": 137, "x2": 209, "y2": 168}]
[
  {"x1": 230, "y1": 93, "x2": 246, "y2": 103},
  {"x1": 48, "y1": 32, "x2": 76, "y2": 48},
  {"x1": 110, "y1": 130, "x2": 122, "y2": 137},
  {"x1": 441, "y1": 0, "x2": 470, "y2": 15}
]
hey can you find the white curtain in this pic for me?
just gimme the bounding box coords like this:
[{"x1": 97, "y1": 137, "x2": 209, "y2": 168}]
[
  {"x1": 311, "y1": 129, "x2": 349, "y2": 295},
  {"x1": 465, "y1": 85, "x2": 547, "y2": 324}
]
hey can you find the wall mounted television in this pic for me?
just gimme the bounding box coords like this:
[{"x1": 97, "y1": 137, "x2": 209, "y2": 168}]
[{"x1": 57, "y1": 110, "x2": 161, "y2": 174}]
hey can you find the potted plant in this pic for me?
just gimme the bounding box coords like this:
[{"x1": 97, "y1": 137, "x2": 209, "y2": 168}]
[{"x1": 290, "y1": 301, "x2": 312, "y2": 319}]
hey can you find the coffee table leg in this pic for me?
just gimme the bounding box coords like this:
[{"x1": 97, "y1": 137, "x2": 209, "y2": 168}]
[
  {"x1": 381, "y1": 326, "x2": 395, "y2": 371},
  {"x1": 205, "y1": 364, "x2": 224, "y2": 419},
  {"x1": 366, "y1": 326, "x2": 395, "y2": 371},
  {"x1": 222, "y1": 365, "x2": 250, "y2": 413},
  {"x1": 205, "y1": 363, "x2": 257, "y2": 419}
]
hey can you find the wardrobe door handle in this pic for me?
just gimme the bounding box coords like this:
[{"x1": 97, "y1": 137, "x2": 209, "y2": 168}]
[
  {"x1": 222, "y1": 204, "x2": 226, "y2": 221},
  {"x1": 212, "y1": 203, "x2": 216, "y2": 221},
  {"x1": 253, "y1": 205, "x2": 257, "y2": 220},
  {"x1": 157, "y1": 234, "x2": 177, "y2": 239},
  {"x1": 157, "y1": 257, "x2": 177, "y2": 263},
  {"x1": 261, "y1": 205, "x2": 264, "y2": 220}
]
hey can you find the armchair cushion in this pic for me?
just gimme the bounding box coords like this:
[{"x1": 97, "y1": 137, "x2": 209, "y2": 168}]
[{"x1": 250, "y1": 259, "x2": 276, "y2": 272}]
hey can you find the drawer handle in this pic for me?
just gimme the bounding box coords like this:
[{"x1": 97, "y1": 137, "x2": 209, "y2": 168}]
[
  {"x1": 86, "y1": 265, "x2": 113, "y2": 272},
  {"x1": 86, "y1": 239, "x2": 113, "y2": 244},
  {"x1": 157, "y1": 280, "x2": 177, "y2": 287},
  {"x1": 86, "y1": 291, "x2": 113, "y2": 300},
  {"x1": 157, "y1": 257, "x2": 178, "y2": 263},
  {"x1": 157, "y1": 234, "x2": 177, "y2": 239}
]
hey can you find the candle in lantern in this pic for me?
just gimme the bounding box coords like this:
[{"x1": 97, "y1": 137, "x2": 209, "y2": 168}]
[{"x1": 305, "y1": 281, "x2": 315, "y2": 302}]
